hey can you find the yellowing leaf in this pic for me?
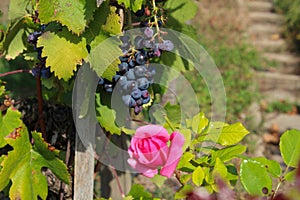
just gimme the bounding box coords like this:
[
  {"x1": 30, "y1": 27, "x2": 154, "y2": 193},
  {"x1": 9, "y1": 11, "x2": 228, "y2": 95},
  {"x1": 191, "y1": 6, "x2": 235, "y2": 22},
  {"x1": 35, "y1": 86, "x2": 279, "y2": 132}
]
[
  {"x1": 0, "y1": 127, "x2": 69, "y2": 200},
  {"x1": 102, "y1": 7, "x2": 122, "y2": 35},
  {"x1": 38, "y1": 0, "x2": 97, "y2": 35},
  {"x1": 37, "y1": 30, "x2": 88, "y2": 81},
  {"x1": 192, "y1": 166, "x2": 205, "y2": 186}
]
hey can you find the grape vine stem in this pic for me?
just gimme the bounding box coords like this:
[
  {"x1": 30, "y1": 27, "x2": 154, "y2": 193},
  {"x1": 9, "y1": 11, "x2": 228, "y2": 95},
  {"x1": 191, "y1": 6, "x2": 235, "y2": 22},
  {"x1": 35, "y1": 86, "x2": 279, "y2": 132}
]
[{"x1": 0, "y1": 69, "x2": 31, "y2": 77}]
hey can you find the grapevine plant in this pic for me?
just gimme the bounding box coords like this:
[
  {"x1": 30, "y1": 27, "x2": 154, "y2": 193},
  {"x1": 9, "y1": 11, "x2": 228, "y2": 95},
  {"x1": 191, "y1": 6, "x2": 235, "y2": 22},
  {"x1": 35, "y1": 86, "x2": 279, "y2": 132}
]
[{"x1": 0, "y1": 0, "x2": 300, "y2": 200}]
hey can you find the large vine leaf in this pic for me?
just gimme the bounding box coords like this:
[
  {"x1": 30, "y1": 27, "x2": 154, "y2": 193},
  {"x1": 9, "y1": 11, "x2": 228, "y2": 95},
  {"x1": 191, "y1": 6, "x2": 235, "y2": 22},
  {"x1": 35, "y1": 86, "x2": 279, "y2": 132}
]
[
  {"x1": 37, "y1": 29, "x2": 88, "y2": 81},
  {"x1": 1, "y1": 20, "x2": 27, "y2": 59},
  {"x1": 8, "y1": 0, "x2": 32, "y2": 22},
  {"x1": 116, "y1": 0, "x2": 144, "y2": 12},
  {"x1": 37, "y1": 0, "x2": 97, "y2": 35},
  {"x1": 0, "y1": 128, "x2": 69, "y2": 200},
  {"x1": 101, "y1": 7, "x2": 122, "y2": 35},
  {"x1": 279, "y1": 129, "x2": 300, "y2": 168},
  {"x1": 0, "y1": 108, "x2": 22, "y2": 148},
  {"x1": 240, "y1": 159, "x2": 272, "y2": 196}
]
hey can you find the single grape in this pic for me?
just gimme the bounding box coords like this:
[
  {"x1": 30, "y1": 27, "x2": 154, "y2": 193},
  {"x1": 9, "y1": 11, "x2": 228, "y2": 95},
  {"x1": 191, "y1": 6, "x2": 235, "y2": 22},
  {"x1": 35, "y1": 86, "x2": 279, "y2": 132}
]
[
  {"x1": 134, "y1": 106, "x2": 143, "y2": 115},
  {"x1": 104, "y1": 83, "x2": 113, "y2": 93},
  {"x1": 137, "y1": 77, "x2": 150, "y2": 90},
  {"x1": 128, "y1": 59, "x2": 135, "y2": 68},
  {"x1": 136, "y1": 99, "x2": 142, "y2": 106},
  {"x1": 126, "y1": 69, "x2": 136, "y2": 80},
  {"x1": 143, "y1": 40, "x2": 154, "y2": 48},
  {"x1": 118, "y1": 76, "x2": 128, "y2": 87},
  {"x1": 131, "y1": 88, "x2": 142, "y2": 99},
  {"x1": 144, "y1": 27, "x2": 154, "y2": 38},
  {"x1": 125, "y1": 81, "x2": 137, "y2": 91},
  {"x1": 41, "y1": 67, "x2": 51, "y2": 78},
  {"x1": 119, "y1": 56, "x2": 129, "y2": 62},
  {"x1": 135, "y1": 51, "x2": 147, "y2": 65},
  {"x1": 31, "y1": 67, "x2": 41, "y2": 77},
  {"x1": 122, "y1": 95, "x2": 132, "y2": 107},
  {"x1": 98, "y1": 77, "x2": 105, "y2": 85},
  {"x1": 141, "y1": 90, "x2": 149, "y2": 99},
  {"x1": 163, "y1": 40, "x2": 174, "y2": 51},
  {"x1": 134, "y1": 65, "x2": 147, "y2": 77},
  {"x1": 27, "y1": 33, "x2": 38, "y2": 44},
  {"x1": 147, "y1": 50, "x2": 155, "y2": 58},
  {"x1": 120, "y1": 35, "x2": 131, "y2": 44},
  {"x1": 142, "y1": 96, "x2": 150, "y2": 104},
  {"x1": 112, "y1": 75, "x2": 121, "y2": 83},
  {"x1": 118, "y1": 62, "x2": 129, "y2": 74},
  {"x1": 134, "y1": 36, "x2": 144, "y2": 49}
]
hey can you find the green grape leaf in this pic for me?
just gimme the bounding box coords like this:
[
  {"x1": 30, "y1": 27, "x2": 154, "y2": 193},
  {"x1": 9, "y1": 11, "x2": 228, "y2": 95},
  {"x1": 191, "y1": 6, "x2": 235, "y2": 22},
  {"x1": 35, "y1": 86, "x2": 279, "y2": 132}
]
[
  {"x1": 211, "y1": 144, "x2": 246, "y2": 165},
  {"x1": 37, "y1": 30, "x2": 88, "y2": 81},
  {"x1": 253, "y1": 157, "x2": 281, "y2": 178},
  {"x1": 102, "y1": 7, "x2": 122, "y2": 35},
  {"x1": 284, "y1": 169, "x2": 296, "y2": 182},
  {"x1": 279, "y1": 129, "x2": 300, "y2": 168},
  {"x1": 38, "y1": 0, "x2": 97, "y2": 35},
  {"x1": 2, "y1": 20, "x2": 27, "y2": 59},
  {"x1": 0, "y1": 128, "x2": 69, "y2": 200},
  {"x1": 101, "y1": 58, "x2": 120, "y2": 81},
  {"x1": 95, "y1": 93, "x2": 121, "y2": 135},
  {"x1": 192, "y1": 166, "x2": 205, "y2": 186},
  {"x1": 128, "y1": 184, "x2": 152, "y2": 200},
  {"x1": 160, "y1": 51, "x2": 193, "y2": 73},
  {"x1": 0, "y1": 108, "x2": 22, "y2": 148},
  {"x1": 240, "y1": 159, "x2": 272, "y2": 196},
  {"x1": 8, "y1": 0, "x2": 32, "y2": 22},
  {"x1": 116, "y1": 0, "x2": 144, "y2": 12}
]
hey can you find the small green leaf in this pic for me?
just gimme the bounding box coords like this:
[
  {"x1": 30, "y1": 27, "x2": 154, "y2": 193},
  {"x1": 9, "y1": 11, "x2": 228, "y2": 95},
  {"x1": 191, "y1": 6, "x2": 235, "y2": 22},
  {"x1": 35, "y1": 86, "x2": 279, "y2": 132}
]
[
  {"x1": 205, "y1": 122, "x2": 249, "y2": 146},
  {"x1": 37, "y1": 30, "x2": 88, "y2": 81},
  {"x1": 211, "y1": 144, "x2": 246, "y2": 164},
  {"x1": 102, "y1": 7, "x2": 122, "y2": 35},
  {"x1": 253, "y1": 157, "x2": 281, "y2": 178},
  {"x1": 0, "y1": 108, "x2": 22, "y2": 148},
  {"x1": 38, "y1": 0, "x2": 97, "y2": 35},
  {"x1": 190, "y1": 112, "x2": 209, "y2": 134},
  {"x1": 164, "y1": 0, "x2": 197, "y2": 23},
  {"x1": 279, "y1": 129, "x2": 300, "y2": 168},
  {"x1": 284, "y1": 169, "x2": 296, "y2": 182},
  {"x1": 212, "y1": 158, "x2": 227, "y2": 180},
  {"x1": 116, "y1": 0, "x2": 144, "y2": 12},
  {"x1": 240, "y1": 159, "x2": 272, "y2": 196},
  {"x1": 151, "y1": 174, "x2": 167, "y2": 188},
  {"x1": 95, "y1": 93, "x2": 121, "y2": 135},
  {"x1": 180, "y1": 174, "x2": 192, "y2": 185},
  {"x1": 192, "y1": 166, "x2": 205, "y2": 186},
  {"x1": 128, "y1": 184, "x2": 152, "y2": 200},
  {"x1": 177, "y1": 152, "x2": 194, "y2": 169}
]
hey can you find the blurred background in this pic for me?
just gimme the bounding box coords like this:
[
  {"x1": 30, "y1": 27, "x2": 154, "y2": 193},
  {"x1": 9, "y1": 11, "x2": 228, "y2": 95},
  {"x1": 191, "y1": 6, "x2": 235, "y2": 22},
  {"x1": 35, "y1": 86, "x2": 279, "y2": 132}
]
[{"x1": 1, "y1": 0, "x2": 300, "y2": 198}]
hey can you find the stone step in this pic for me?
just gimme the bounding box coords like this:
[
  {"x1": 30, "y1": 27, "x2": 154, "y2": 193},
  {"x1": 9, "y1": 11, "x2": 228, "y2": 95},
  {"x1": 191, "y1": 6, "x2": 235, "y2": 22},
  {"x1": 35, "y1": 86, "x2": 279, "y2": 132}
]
[
  {"x1": 248, "y1": 1, "x2": 273, "y2": 12},
  {"x1": 263, "y1": 53, "x2": 300, "y2": 74},
  {"x1": 251, "y1": 39, "x2": 287, "y2": 53},
  {"x1": 261, "y1": 89, "x2": 300, "y2": 104},
  {"x1": 249, "y1": 12, "x2": 284, "y2": 25},
  {"x1": 255, "y1": 71, "x2": 300, "y2": 91},
  {"x1": 263, "y1": 114, "x2": 300, "y2": 133},
  {"x1": 248, "y1": 23, "x2": 282, "y2": 38}
]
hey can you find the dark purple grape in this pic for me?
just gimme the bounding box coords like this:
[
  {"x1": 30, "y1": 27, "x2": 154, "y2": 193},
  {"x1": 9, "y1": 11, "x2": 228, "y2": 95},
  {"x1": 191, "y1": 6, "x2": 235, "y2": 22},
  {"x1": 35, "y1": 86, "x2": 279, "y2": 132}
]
[
  {"x1": 31, "y1": 67, "x2": 41, "y2": 77},
  {"x1": 113, "y1": 75, "x2": 120, "y2": 83},
  {"x1": 134, "y1": 106, "x2": 143, "y2": 115},
  {"x1": 120, "y1": 36, "x2": 131, "y2": 44},
  {"x1": 135, "y1": 51, "x2": 147, "y2": 65},
  {"x1": 126, "y1": 69, "x2": 135, "y2": 80},
  {"x1": 122, "y1": 95, "x2": 135, "y2": 107},
  {"x1": 134, "y1": 36, "x2": 144, "y2": 49},
  {"x1": 27, "y1": 33, "x2": 38, "y2": 44},
  {"x1": 118, "y1": 62, "x2": 129, "y2": 74},
  {"x1": 140, "y1": 21, "x2": 149, "y2": 27},
  {"x1": 134, "y1": 65, "x2": 147, "y2": 77},
  {"x1": 143, "y1": 40, "x2": 154, "y2": 48},
  {"x1": 41, "y1": 24, "x2": 47, "y2": 32},
  {"x1": 144, "y1": 27, "x2": 154, "y2": 38},
  {"x1": 41, "y1": 67, "x2": 51, "y2": 78},
  {"x1": 137, "y1": 77, "x2": 150, "y2": 90},
  {"x1": 128, "y1": 59, "x2": 135, "y2": 68},
  {"x1": 142, "y1": 96, "x2": 150, "y2": 104},
  {"x1": 118, "y1": 76, "x2": 128, "y2": 87},
  {"x1": 119, "y1": 56, "x2": 129, "y2": 62},
  {"x1": 131, "y1": 88, "x2": 142, "y2": 99},
  {"x1": 104, "y1": 84, "x2": 113, "y2": 93},
  {"x1": 141, "y1": 90, "x2": 149, "y2": 99}
]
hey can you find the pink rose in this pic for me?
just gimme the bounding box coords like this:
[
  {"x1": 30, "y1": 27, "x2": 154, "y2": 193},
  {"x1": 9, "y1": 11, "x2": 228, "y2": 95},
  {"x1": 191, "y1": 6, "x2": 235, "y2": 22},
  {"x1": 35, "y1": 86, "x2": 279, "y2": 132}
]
[{"x1": 127, "y1": 125, "x2": 185, "y2": 178}]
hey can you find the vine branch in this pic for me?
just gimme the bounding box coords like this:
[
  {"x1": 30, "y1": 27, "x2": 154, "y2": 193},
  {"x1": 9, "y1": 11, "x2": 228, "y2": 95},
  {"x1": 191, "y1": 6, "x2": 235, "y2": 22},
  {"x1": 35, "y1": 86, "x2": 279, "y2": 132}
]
[
  {"x1": 35, "y1": 76, "x2": 46, "y2": 139},
  {"x1": 0, "y1": 69, "x2": 31, "y2": 77}
]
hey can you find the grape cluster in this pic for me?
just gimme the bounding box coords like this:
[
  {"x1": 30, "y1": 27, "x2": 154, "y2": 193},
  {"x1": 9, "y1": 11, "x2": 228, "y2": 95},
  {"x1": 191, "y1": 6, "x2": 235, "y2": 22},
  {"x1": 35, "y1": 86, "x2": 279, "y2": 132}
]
[
  {"x1": 27, "y1": 25, "x2": 51, "y2": 79},
  {"x1": 99, "y1": 26, "x2": 174, "y2": 115}
]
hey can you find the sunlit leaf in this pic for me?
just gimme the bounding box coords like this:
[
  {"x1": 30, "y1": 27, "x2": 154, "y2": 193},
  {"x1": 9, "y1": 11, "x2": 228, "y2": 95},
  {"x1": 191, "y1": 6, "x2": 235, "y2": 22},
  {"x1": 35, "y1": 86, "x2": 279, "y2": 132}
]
[
  {"x1": 192, "y1": 166, "x2": 205, "y2": 186},
  {"x1": 280, "y1": 129, "x2": 300, "y2": 168}
]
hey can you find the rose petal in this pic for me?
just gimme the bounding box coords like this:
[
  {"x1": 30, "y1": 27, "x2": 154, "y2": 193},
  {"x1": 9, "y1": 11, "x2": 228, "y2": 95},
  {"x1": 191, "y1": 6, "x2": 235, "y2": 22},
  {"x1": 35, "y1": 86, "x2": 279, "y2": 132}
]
[
  {"x1": 135, "y1": 125, "x2": 169, "y2": 141},
  {"x1": 160, "y1": 131, "x2": 185, "y2": 178},
  {"x1": 127, "y1": 158, "x2": 158, "y2": 178}
]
